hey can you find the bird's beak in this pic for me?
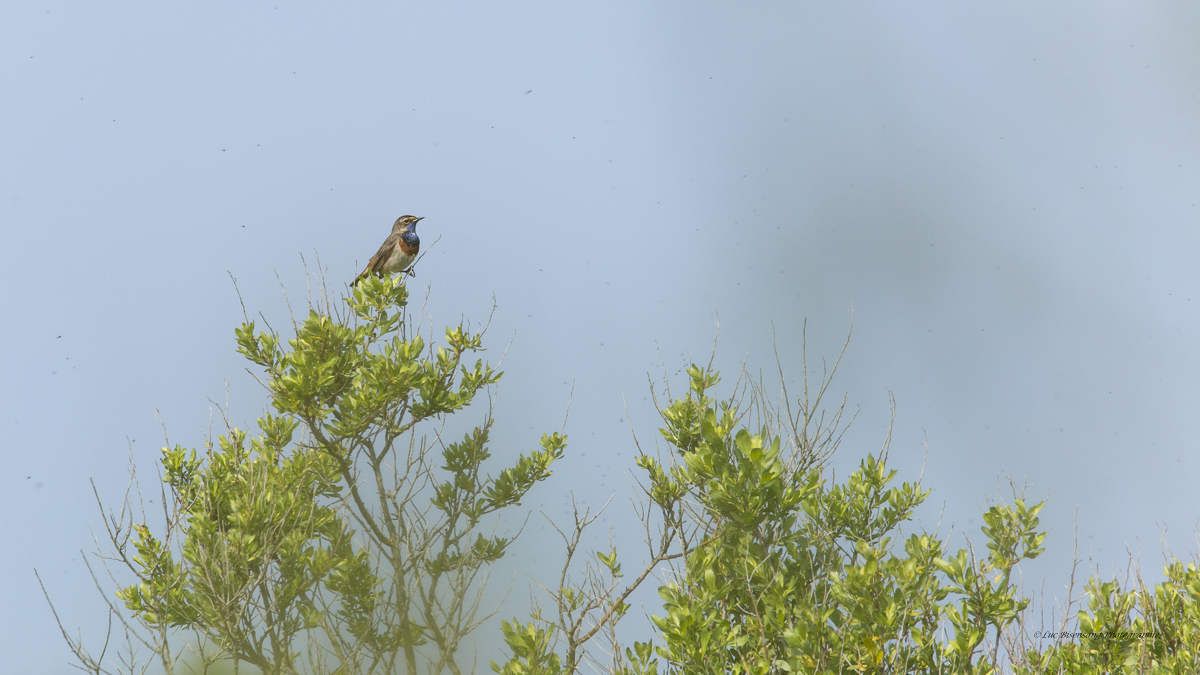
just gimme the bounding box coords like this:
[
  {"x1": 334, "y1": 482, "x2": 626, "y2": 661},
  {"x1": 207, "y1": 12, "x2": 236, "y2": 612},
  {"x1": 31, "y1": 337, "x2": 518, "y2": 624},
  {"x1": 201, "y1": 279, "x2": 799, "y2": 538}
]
[{"x1": 415, "y1": 217, "x2": 424, "y2": 222}]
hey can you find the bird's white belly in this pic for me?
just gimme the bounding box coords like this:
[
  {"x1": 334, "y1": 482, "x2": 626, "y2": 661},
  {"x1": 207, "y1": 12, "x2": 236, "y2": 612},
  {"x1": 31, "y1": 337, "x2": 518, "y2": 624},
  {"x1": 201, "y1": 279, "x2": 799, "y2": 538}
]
[{"x1": 382, "y1": 250, "x2": 416, "y2": 274}]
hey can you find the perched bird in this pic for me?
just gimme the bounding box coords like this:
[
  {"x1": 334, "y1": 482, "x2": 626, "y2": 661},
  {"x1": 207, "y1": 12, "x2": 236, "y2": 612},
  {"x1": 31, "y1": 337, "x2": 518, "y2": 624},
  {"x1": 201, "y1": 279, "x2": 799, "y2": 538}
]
[{"x1": 353, "y1": 215, "x2": 423, "y2": 286}]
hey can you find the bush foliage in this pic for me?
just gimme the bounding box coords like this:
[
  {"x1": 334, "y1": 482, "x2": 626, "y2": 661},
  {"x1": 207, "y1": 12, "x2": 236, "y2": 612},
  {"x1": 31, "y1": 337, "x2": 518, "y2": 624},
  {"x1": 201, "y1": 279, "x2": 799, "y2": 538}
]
[{"x1": 47, "y1": 280, "x2": 1200, "y2": 675}]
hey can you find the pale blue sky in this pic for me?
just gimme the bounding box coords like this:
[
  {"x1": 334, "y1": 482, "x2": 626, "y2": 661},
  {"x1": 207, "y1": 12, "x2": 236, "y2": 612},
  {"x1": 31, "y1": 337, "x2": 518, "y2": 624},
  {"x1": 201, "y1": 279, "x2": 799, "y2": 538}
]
[{"x1": 4, "y1": 2, "x2": 1200, "y2": 672}]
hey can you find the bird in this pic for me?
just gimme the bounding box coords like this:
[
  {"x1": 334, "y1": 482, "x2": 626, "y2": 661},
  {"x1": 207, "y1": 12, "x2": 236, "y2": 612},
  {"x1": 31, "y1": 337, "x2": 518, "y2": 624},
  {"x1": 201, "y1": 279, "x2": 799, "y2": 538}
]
[{"x1": 353, "y1": 215, "x2": 423, "y2": 286}]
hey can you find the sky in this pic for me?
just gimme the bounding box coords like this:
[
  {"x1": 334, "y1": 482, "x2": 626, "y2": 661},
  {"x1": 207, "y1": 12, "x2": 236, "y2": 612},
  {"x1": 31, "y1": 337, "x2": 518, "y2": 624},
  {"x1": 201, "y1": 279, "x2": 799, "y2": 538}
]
[{"x1": 3, "y1": 1, "x2": 1200, "y2": 672}]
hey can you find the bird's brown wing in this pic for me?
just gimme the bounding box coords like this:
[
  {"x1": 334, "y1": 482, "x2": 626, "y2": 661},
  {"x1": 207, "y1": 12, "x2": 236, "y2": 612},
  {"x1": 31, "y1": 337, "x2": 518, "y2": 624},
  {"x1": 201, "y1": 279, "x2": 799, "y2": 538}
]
[{"x1": 353, "y1": 233, "x2": 402, "y2": 286}]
